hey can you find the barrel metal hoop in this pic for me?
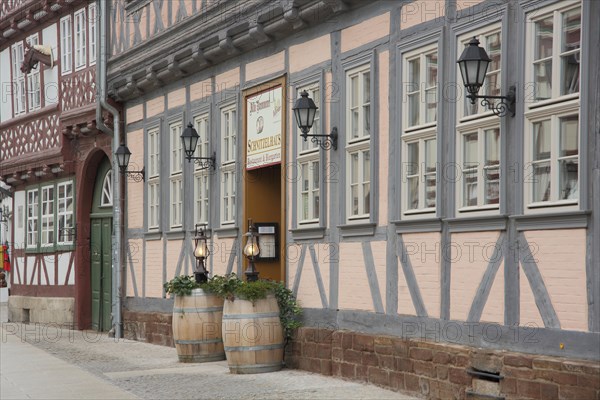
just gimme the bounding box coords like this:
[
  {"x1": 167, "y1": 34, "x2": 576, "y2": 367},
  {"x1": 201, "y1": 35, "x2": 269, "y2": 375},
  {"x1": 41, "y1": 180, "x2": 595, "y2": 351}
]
[
  {"x1": 224, "y1": 343, "x2": 284, "y2": 352},
  {"x1": 222, "y1": 312, "x2": 280, "y2": 319},
  {"x1": 173, "y1": 306, "x2": 223, "y2": 313},
  {"x1": 175, "y1": 338, "x2": 224, "y2": 345},
  {"x1": 229, "y1": 362, "x2": 284, "y2": 370}
]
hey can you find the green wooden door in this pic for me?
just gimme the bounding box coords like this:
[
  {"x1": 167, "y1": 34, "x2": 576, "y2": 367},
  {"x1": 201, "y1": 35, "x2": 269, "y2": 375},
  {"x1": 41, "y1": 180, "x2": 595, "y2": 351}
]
[
  {"x1": 91, "y1": 158, "x2": 113, "y2": 332},
  {"x1": 91, "y1": 217, "x2": 112, "y2": 331}
]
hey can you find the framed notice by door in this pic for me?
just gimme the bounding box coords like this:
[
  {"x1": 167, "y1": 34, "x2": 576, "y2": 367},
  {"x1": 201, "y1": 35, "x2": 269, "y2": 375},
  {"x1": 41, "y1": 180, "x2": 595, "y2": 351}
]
[{"x1": 246, "y1": 85, "x2": 283, "y2": 170}]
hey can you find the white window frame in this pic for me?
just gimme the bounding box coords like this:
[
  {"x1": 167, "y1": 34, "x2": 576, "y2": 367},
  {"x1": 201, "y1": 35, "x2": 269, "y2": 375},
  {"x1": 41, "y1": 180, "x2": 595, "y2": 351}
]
[
  {"x1": 74, "y1": 8, "x2": 86, "y2": 70},
  {"x1": 401, "y1": 131, "x2": 437, "y2": 215},
  {"x1": 403, "y1": 43, "x2": 438, "y2": 131},
  {"x1": 100, "y1": 170, "x2": 113, "y2": 207},
  {"x1": 26, "y1": 34, "x2": 41, "y2": 112},
  {"x1": 524, "y1": 101, "x2": 580, "y2": 212},
  {"x1": 296, "y1": 83, "x2": 321, "y2": 225},
  {"x1": 147, "y1": 128, "x2": 160, "y2": 230},
  {"x1": 525, "y1": 1, "x2": 581, "y2": 107},
  {"x1": 220, "y1": 104, "x2": 237, "y2": 226},
  {"x1": 40, "y1": 185, "x2": 54, "y2": 247},
  {"x1": 88, "y1": 3, "x2": 97, "y2": 65},
  {"x1": 456, "y1": 120, "x2": 501, "y2": 214},
  {"x1": 11, "y1": 42, "x2": 25, "y2": 116},
  {"x1": 523, "y1": 1, "x2": 581, "y2": 213},
  {"x1": 457, "y1": 24, "x2": 502, "y2": 121},
  {"x1": 221, "y1": 105, "x2": 237, "y2": 164},
  {"x1": 169, "y1": 122, "x2": 183, "y2": 229},
  {"x1": 345, "y1": 64, "x2": 372, "y2": 222},
  {"x1": 60, "y1": 15, "x2": 72, "y2": 74},
  {"x1": 194, "y1": 113, "x2": 210, "y2": 225},
  {"x1": 57, "y1": 181, "x2": 74, "y2": 245},
  {"x1": 26, "y1": 189, "x2": 39, "y2": 248}
]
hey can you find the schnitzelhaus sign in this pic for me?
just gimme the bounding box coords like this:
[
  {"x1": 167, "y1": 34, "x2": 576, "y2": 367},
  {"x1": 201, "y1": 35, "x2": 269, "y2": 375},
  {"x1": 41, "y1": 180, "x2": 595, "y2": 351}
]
[{"x1": 246, "y1": 86, "x2": 282, "y2": 170}]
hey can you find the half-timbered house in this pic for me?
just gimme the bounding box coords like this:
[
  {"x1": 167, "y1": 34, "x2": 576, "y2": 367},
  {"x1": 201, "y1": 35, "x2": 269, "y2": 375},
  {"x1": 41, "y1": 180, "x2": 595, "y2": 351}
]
[
  {"x1": 105, "y1": 0, "x2": 600, "y2": 395},
  {"x1": 0, "y1": 0, "x2": 116, "y2": 331}
]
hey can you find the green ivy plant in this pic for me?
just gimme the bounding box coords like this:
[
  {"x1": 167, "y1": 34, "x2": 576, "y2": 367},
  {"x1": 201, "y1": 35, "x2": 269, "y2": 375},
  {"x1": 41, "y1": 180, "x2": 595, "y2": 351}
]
[
  {"x1": 201, "y1": 273, "x2": 302, "y2": 341},
  {"x1": 163, "y1": 275, "x2": 201, "y2": 296}
]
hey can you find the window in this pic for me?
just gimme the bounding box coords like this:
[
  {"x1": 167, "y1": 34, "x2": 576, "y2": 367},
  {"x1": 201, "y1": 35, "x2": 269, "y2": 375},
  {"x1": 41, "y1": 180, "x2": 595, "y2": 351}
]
[
  {"x1": 100, "y1": 170, "x2": 112, "y2": 207},
  {"x1": 147, "y1": 128, "x2": 160, "y2": 229},
  {"x1": 89, "y1": 4, "x2": 97, "y2": 65},
  {"x1": 26, "y1": 35, "x2": 41, "y2": 111},
  {"x1": 459, "y1": 127, "x2": 500, "y2": 209},
  {"x1": 525, "y1": 2, "x2": 581, "y2": 210},
  {"x1": 456, "y1": 25, "x2": 502, "y2": 214},
  {"x1": 57, "y1": 181, "x2": 74, "y2": 244},
  {"x1": 405, "y1": 47, "x2": 437, "y2": 129},
  {"x1": 27, "y1": 190, "x2": 38, "y2": 248},
  {"x1": 25, "y1": 181, "x2": 75, "y2": 251},
  {"x1": 459, "y1": 29, "x2": 502, "y2": 117},
  {"x1": 220, "y1": 105, "x2": 237, "y2": 225},
  {"x1": 299, "y1": 85, "x2": 321, "y2": 152},
  {"x1": 401, "y1": 44, "x2": 438, "y2": 216},
  {"x1": 296, "y1": 84, "x2": 321, "y2": 225},
  {"x1": 346, "y1": 65, "x2": 371, "y2": 221},
  {"x1": 60, "y1": 16, "x2": 72, "y2": 74},
  {"x1": 194, "y1": 114, "x2": 210, "y2": 225},
  {"x1": 530, "y1": 4, "x2": 580, "y2": 102},
  {"x1": 74, "y1": 9, "x2": 86, "y2": 69},
  {"x1": 41, "y1": 186, "x2": 54, "y2": 246},
  {"x1": 169, "y1": 122, "x2": 183, "y2": 228},
  {"x1": 528, "y1": 112, "x2": 579, "y2": 205},
  {"x1": 404, "y1": 138, "x2": 437, "y2": 212},
  {"x1": 11, "y1": 42, "x2": 25, "y2": 116}
]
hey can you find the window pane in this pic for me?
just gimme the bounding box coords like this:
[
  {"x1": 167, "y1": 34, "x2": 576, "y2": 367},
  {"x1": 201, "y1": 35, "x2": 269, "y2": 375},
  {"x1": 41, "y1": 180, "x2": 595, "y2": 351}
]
[
  {"x1": 409, "y1": 59, "x2": 420, "y2": 85},
  {"x1": 533, "y1": 162, "x2": 551, "y2": 202},
  {"x1": 425, "y1": 88, "x2": 436, "y2": 123},
  {"x1": 533, "y1": 120, "x2": 551, "y2": 161},
  {"x1": 559, "y1": 158, "x2": 578, "y2": 200},
  {"x1": 408, "y1": 93, "x2": 420, "y2": 127},
  {"x1": 463, "y1": 133, "x2": 478, "y2": 168},
  {"x1": 485, "y1": 128, "x2": 500, "y2": 166},
  {"x1": 534, "y1": 60, "x2": 552, "y2": 100},
  {"x1": 425, "y1": 174, "x2": 436, "y2": 208},
  {"x1": 464, "y1": 170, "x2": 478, "y2": 207},
  {"x1": 313, "y1": 161, "x2": 319, "y2": 190},
  {"x1": 562, "y1": 8, "x2": 581, "y2": 53},
  {"x1": 426, "y1": 53, "x2": 437, "y2": 87},
  {"x1": 363, "y1": 71, "x2": 370, "y2": 104},
  {"x1": 561, "y1": 52, "x2": 580, "y2": 95},
  {"x1": 487, "y1": 32, "x2": 501, "y2": 71},
  {"x1": 535, "y1": 16, "x2": 553, "y2": 60},
  {"x1": 425, "y1": 139, "x2": 436, "y2": 173},
  {"x1": 408, "y1": 177, "x2": 419, "y2": 210},
  {"x1": 407, "y1": 142, "x2": 419, "y2": 176},
  {"x1": 351, "y1": 153, "x2": 359, "y2": 184},
  {"x1": 560, "y1": 116, "x2": 578, "y2": 157},
  {"x1": 363, "y1": 151, "x2": 370, "y2": 214}
]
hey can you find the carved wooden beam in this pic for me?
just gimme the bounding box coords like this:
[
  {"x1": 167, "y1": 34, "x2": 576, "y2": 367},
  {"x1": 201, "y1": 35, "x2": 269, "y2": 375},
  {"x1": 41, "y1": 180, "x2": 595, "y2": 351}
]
[
  {"x1": 248, "y1": 22, "x2": 272, "y2": 45},
  {"x1": 282, "y1": 3, "x2": 306, "y2": 30},
  {"x1": 320, "y1": 0, "x2": 348, "y2": 13},
  {"x1": 218, "y1": 32, "x2": 239, "y2": 56}
]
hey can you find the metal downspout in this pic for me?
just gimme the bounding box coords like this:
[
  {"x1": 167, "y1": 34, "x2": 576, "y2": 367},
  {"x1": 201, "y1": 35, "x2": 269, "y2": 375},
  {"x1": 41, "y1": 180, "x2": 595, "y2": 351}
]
[{"x1": 96, "y1": 0, "x2": 123, "y2": 338}]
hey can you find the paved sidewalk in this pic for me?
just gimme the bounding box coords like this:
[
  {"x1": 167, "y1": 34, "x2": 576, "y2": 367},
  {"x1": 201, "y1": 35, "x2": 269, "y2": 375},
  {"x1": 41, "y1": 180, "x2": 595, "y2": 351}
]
[{"x1": 0, "y1": 322, "x2": 417, "y2": 400}]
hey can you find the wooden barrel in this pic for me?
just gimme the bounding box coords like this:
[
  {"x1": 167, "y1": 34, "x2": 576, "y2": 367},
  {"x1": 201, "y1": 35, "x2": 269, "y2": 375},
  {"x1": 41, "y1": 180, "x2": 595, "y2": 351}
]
[
  {"x1": 222, "y1": 294, "x2": 284, "y2": 374},
  {"x1": 172, "y1": 288, "x2": 225, "y2": 363}
]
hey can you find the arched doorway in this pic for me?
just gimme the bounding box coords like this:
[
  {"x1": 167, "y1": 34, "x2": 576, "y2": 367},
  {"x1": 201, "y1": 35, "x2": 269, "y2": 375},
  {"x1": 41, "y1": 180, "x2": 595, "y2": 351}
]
[{"x1": 90, "y1": 158, "x2": 113, "y2": 331}]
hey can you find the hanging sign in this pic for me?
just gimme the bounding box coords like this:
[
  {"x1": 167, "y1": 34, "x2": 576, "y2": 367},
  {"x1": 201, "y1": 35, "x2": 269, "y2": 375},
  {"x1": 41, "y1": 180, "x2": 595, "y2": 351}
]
[{"x1": 246, "y1": 86, "x2": 283, "y2": 170}]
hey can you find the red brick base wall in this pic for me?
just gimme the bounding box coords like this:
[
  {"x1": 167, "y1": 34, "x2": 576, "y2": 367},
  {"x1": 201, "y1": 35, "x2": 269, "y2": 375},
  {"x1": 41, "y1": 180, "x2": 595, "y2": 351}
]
[
  {"x1": 285, "y1": 327, "x2": 600, "y2": 400},
  {"x1": 123, "y1": 310, "x2": 174, "y2": 347}
]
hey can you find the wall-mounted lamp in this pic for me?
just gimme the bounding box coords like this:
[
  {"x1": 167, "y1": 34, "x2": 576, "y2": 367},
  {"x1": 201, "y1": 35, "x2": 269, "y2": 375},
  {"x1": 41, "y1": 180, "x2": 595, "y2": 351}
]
[
  {"x1": 243, "y1": 219, "x2": 260, "y2": 282},
  {"x1": 193, "y1": 224, "x2": 210, "y2": 283},
  {"x1": 181, "y1": 123, "x2": 216, "y2": 170},
  {"x1": 115, "y1": 144, "x2": 145, "y2": 182},
  {"x1": 293, "y1": 91, "x2": 338, "y2": 150},
  {"x1": 457, "y1": 37, "x2": 516, "y2": 117}
]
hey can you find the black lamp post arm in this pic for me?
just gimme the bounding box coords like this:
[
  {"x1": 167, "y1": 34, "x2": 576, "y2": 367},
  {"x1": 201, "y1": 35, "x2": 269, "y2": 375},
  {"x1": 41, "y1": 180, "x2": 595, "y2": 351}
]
[
  {"x1": 122, "y1": 166, "x2": 145, "y2": 182},
  {"x1": 185, "y1": 151, "x2": 216, "y2": 170},
  {"x1": 301, "y1": 127, "x2": 338, "y2": 150},
  {"x1": 466, "y1": 85, "x2": 516, "y2": 117}
]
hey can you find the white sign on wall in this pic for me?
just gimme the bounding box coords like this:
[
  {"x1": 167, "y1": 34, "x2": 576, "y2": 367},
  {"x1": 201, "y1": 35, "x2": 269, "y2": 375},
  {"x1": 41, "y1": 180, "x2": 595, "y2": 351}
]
[{"x1": 246, "y1": 86, "x2": 283, "y2": 170}]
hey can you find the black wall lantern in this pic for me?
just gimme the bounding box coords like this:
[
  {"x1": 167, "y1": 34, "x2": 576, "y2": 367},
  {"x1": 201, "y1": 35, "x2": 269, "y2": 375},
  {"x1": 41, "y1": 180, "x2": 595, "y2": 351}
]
[
  {"x1": 193, "y1": 224, "x2": 210, "y2": 283},
  {"x1": 243, "y1": 219, "x2": 260, "y2": 282},
  {"x1": 181, "y1": 122, "x2": 216, "y2": 170},
  {"x1": 457, "y1": 37, "x2": 516, "y2": 117},
  {"x1": 293, "y1": 91, "x2": 338, "y2": 150},
  {"x1": 115, "y1": 144, "x2": 145, "y2": 182}
]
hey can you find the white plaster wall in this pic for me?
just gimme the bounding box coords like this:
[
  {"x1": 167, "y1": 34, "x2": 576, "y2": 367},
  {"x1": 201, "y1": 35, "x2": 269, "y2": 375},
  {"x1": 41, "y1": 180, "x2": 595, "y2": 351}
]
[
  {"x1": 13, "y1": 191, "x2": 25, "y2": 249},
  {"x1": 44, "y1": 255, "x2": 56, "y2": 285},
  {"x1": 42, "y1": 24, "x2": 59, "y2": 106},
  {"x1": 15, "y1": 257, "x2": 24, "y2": 285},
  {"x1": 57, "y1": 251, "x2": 70, "y2": 285},
  {"x1": 0, "y1": 48, "x2": 12, "y2": 122}
]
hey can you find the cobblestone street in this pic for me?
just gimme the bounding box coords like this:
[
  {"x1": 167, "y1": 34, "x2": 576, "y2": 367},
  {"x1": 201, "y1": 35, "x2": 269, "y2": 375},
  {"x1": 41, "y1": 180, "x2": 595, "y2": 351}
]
[{"x1": 1, "y1": 322, "x2": 417, "y2": 400}]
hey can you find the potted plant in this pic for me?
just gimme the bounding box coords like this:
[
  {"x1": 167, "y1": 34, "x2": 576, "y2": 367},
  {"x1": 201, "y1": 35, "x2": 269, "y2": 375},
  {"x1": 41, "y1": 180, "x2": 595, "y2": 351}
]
[
  {"x1": 201, "y1": 274, "x2": 302, "y2": 374},
  {"x1": 163, "y1": 275, "x2": 225, "y2": 363}
]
